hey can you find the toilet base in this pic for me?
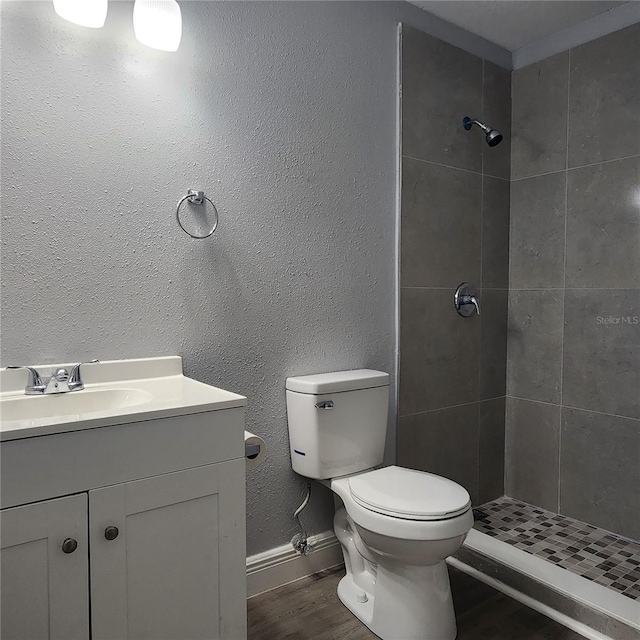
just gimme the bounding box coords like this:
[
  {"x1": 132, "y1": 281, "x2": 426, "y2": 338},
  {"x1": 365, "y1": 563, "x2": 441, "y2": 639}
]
[
  {"x1": 337, "y1": 561, "x2": 457, "y2": 640},
  {"x1": 337, "y1": 573, "x2": 375, "y2": 629}
]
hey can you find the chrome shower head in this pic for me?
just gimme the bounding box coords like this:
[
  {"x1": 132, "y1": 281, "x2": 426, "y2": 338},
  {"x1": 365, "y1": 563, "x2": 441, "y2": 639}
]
[
  {"x1": 485, "y1": 128, "x2": 503, "y2": 147},
  {"x1": 462, "y1": 116, "x2": 503, "y2": 147}
]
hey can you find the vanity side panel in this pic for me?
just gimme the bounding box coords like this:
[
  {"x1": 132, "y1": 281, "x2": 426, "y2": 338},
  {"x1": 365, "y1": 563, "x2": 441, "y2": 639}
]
[
  {"x1": 0, "y1": 408, "x2": 244, "y2": 509},
  {"x1": 219, "y1": 457, "x2": 248, "y2": 639}
]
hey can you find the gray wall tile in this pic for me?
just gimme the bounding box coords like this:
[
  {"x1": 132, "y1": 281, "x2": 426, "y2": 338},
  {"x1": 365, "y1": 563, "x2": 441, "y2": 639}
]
[
  {"x1": 482, "y1": 61, "x2": 511, "y2": 180},
  {"x1": 566, "y1": 157, "x2": 640, "y2": 288},
  {"x1": 563, "y1": 289, "x2": 640, "y2": 419},
  {"x1": 561, "y1": 408, "x2": 640, "y2": 540},
  {"x1": 568, "y1": 24, "x2": 640, "y2": 167},
  {"x1": 401, "y1": 158, "x2": 481, "y2": 288},
  {"x1": 402, "y1": 25, "x2": 482, "y2": 172},
  {"x1": 506, "y1": 398, "x2": 560, "y2": 511},
  {"x1": 398, "y1": 403, "x2": 479, "y2": 503},
  {"x1": 400, "y1": 288, "x2": 480, "y2": 415},
  {"x1": 399, "y1": 28, "x2": 498, "y2": 516},
  {"x1": 478, "y1": 397, "x2": 506, "y2": 504},
  {"x1": 482, "y1": 177, "x2": 510, "y2": 289},
  {"x1": 510, "y1": 172, "x2": 566, "y2": 289},
  {"x1": 507, "y1": 290, "x2": 563, "y2": 404},
  {"x1": 511, "y1": 51, "x2": 569, "y2": 180},
  {"x1": 480, "y1": 289, "x2": 507, "y2": 399},
  {"x1": 506, "y1": 29, "x2": 639, "y2": 537}
]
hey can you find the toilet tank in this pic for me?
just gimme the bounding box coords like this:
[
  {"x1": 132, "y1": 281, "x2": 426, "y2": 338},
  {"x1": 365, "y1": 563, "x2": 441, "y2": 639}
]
[{"x1": 285, "y1": 370, "x2": 389, "y2": 479}]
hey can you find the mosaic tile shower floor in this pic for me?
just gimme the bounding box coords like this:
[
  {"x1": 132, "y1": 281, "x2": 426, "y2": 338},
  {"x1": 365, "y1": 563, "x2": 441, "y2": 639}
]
[{"x1": 474, "y1": 497, "x2": 640, "y2": 601}]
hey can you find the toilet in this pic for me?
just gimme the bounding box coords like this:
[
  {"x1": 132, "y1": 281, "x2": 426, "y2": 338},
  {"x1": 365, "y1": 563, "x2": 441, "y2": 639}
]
[{"x1": 286, "y1": 369, "x2": 473, "y2": 640}]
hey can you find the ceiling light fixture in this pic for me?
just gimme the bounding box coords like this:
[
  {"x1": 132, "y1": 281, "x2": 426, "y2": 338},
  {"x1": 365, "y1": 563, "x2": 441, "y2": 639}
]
[
  {"x1": 52, "y1": 0, "x2": 108, "y2": 28},
  {"x1": 133, "y1": 0, "x2": 182, "y2": 53}
]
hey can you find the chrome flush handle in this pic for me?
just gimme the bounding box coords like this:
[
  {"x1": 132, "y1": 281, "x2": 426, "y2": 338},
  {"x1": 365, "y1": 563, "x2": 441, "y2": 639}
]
[{"x1": 315, "y1": 400, "x2": 334, "y2": 410}]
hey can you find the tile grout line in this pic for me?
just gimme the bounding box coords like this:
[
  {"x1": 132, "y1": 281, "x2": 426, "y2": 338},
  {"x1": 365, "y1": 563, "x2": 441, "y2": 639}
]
[
  {"x1": 402, "y1": 286, "x2": 511, "y2": 291},
  {"x1": 477, "y1": 58, "x2": 486, "y2": 504},
  {"x1": 557, "y1": 47, "x2": 572, "y2": 515},
  {"x1": 505, "y1": 67, "x2": 514, "y2": 498},
  {"x1": 511, "y1": 153, "x2": 640, "y2": 182},
  {"x1": 506, "y1": 395, "x2": 640, "y2": 423},
  {"x1": 508, "y1": 287, "x2": 640, "y2": 291},
  {"x1": 511, "y1": 167, "x2": 567, "y2": 182},
  {"x1": 399, "y1": 395, "x2": 508, "y2": 420},
  {"x1": 482, "y1": 172, "x2": 510, "y2": 182},
  {"x1": 568, "y1": 152, "x2": 640, "y2": 172},
  {"x1": 394, "y1": 23, "x2": 403, "y2": 462},
  {"x1": 401, "y1": 154, "x2": 501, "y2": 179}
]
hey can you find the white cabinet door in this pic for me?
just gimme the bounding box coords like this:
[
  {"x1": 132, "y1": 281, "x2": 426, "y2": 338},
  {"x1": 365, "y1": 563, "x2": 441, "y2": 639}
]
[
  {"x1": 0, "y1": 494, "x2": 89, "y2": 640},
  {"x1": 90, "y1": 460, "x2": 247, "y2": 640}
]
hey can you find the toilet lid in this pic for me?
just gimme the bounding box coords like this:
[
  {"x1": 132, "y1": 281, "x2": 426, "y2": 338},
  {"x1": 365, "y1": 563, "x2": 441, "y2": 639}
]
[{"x1": 348, "y1": 466, "x2": 471, "y2": 521}]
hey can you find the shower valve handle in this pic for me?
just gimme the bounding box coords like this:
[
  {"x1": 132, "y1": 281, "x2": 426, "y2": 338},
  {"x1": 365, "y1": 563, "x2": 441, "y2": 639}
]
[
  {"x1": 459, "y1": 294, "x2": 480, "y2": 316},
  {"x1": 454, "y1": 283, "x2": 480, "y2": 317}
]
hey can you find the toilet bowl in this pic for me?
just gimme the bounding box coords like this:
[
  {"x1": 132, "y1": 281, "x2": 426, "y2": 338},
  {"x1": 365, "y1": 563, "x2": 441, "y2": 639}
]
[
  {"x1": 331, "y1": 467, "x2": 472, "y2": 640},
  {"x1": 286, "y1": 370, "x2": 473, "y2": 640}
]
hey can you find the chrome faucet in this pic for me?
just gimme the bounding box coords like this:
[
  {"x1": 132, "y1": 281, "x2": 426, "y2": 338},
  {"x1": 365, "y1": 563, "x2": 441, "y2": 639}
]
[{"x1": 8, "y1": 360, "x2": 99, "y2": 395}]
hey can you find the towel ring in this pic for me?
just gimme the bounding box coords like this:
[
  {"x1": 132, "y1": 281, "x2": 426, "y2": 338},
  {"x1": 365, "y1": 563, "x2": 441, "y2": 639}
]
[{"x1": 176, "y1": 189, "x2": 219, "y2": 239}]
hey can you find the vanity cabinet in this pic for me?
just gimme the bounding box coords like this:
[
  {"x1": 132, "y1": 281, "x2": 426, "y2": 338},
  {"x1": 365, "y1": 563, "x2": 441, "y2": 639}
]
[
  {"x1": 90, "y1": 461, "x2": 243, "y2": 640},
  {"x1": 0, "y1": 407, "x2": 247, "y2": 640},
  {"x1": 0, "y1": 494, "x2": 90, "y2": 639}
]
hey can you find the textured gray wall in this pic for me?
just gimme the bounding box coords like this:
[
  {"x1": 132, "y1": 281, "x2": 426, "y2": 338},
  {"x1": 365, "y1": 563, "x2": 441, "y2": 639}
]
[
  {"x1": 397, "y1": 25, "x2": 511, "y2": 507},
  {"x1": 506, "y1": 24, "x2": 640, "y2": 540},
  {"x1": 0, "y1": 1, "x2": 508, "y2": 556}
]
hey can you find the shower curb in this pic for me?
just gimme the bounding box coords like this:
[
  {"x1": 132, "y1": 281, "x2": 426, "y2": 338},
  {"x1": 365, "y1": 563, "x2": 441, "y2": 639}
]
[{"x1": 452, "y1": 529, "x2": 640, "y2": 640}]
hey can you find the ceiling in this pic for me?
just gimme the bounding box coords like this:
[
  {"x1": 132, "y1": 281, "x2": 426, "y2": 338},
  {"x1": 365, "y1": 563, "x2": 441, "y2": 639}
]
[{"x1": 408, "y1": 1, "x2": 630, "y2": 51}]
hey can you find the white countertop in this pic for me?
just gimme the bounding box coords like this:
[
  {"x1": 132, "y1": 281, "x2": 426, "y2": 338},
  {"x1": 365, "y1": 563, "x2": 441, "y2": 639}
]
[{"x1": 0, "y1": 356, "x2": 247, "y2": 441}]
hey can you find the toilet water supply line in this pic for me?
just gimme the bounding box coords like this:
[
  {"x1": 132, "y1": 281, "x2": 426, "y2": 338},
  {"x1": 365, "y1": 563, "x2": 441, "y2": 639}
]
[{"x1": 291, "y1": 482, "x2": 312, "y2": 555}]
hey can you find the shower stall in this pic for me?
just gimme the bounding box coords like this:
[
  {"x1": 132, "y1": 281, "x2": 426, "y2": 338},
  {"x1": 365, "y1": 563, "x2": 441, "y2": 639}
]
[{"x1": 398, "y1": 22, "x2": 639, "y2": 638}]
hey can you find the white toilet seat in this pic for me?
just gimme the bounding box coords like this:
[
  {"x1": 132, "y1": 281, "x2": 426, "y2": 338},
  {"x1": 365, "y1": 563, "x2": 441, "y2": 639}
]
[
  {"x1": 331, "y1": 466, "x2": 473, "y2": 542},
  {"x1": 348, "y1": 466, "x2": 471, "y2": 520}
]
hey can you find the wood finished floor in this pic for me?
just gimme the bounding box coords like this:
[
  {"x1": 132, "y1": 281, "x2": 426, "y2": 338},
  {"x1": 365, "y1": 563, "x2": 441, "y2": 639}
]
[{"x1": 247, "y1": 566, "x2": 584, "y2": 640}]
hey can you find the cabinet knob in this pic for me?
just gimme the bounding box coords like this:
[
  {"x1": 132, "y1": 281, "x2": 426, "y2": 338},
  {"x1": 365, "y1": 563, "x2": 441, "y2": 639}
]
[
  {"x1": 104, "y1": 526, "x2": 119, "y2": 541},
  {"x1": 62, "y1": 538, "x2": 78, "y2": 554}
]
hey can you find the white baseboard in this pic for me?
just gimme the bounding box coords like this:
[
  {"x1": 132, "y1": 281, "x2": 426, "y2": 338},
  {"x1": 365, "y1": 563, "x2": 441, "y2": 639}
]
[{"x1": 246, "y1": 530, "x2": 343, "y2": 598}]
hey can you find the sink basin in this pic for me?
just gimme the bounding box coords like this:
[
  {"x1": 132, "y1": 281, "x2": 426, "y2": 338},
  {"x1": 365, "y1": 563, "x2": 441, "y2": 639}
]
[
  {"x1": 0, "y1": 356, "x2": 247, "y2": 440},
  {"x1": 0, "y1": 388, "x2": 153, "y2": 423}
]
